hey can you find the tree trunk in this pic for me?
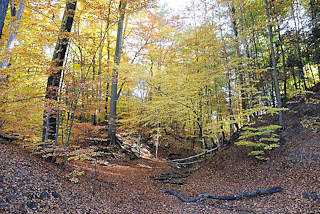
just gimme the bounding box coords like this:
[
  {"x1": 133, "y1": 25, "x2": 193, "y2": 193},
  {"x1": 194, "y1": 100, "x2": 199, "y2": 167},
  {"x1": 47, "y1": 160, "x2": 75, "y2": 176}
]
[
  {"x1": 0, "y1": 0, "x2": 24, "y2": 89},
  {"x1": 240, "y1": 7, "x2": 253, "y2": 110},
  {"x1": 291, "y1": 67, "x2": 298, "y2": 90},
  {"x1": 103, "y1": 0, "x2": 112, "y2": 126},
  {"x1": 310, "y1": 64, "x2": 316, "y2": 85},
  {"x1": 309, "y1": 0, "x2": 320, "y2": 80},
  {"x1": 42, "y1": 0, "x2": 77, "y2": 142},
  {"x1": 108, "y1": 0, "x2": 126, "y2": 144},
  {"x1": 0, "y1": 0, "x2": 9, "y2": 40},
  {"x1": 104, "y1": 82, "x2": 109, "y2": 126},
  {"x1": 0, "y1": 0, "x2": 25, "y2": 68},
  {"x1": 277, "y1": 24, "x2": 287, "y2": 100},
  {"x1": 264, "y1": 0, "x2": 284, "y2": 127},
  {"x1": 284, "y1": 68, "x2": 287, "y2": 99},
  {"x1": 291, "y1": 3, "x2": 307, "y2": 89},
  {"x1": 271, "y1": 83, "x2": 275, "y2": 107},
  {"x1": 229, "y1": 5, "x2": 247, "y2": 112},
  {"x1": 91, "y1": 63, "x2": 97, "y2": 125}
]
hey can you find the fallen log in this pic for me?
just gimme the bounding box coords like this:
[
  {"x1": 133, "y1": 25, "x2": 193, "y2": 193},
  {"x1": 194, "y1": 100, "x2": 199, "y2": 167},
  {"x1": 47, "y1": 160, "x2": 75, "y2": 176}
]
[
  {"x1": 0, "y1": 133, "x2": 21, "y2": 141},
  {"x1": 161, "y1": 186, "x2": 282, "y2": 202},
  {"x1": 170, "y1": 146, "x2": 219, "y2": 163},
  {"x1": 175, "y1": 159, "x2": 204, "y2": 166}
]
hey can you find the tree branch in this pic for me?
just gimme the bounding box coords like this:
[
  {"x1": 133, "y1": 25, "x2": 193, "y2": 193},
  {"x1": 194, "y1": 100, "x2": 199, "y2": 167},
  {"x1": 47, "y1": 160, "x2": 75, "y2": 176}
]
[{"x1": 117, "y1": 80, "x2": 126, "y2": 98}]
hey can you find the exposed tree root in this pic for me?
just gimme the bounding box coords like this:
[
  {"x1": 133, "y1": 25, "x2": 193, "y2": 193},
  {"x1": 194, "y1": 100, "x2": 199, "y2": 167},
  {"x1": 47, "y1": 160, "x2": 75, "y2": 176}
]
[{"x1": 161, "y1": 186, "x2": 282, "y2": 202}]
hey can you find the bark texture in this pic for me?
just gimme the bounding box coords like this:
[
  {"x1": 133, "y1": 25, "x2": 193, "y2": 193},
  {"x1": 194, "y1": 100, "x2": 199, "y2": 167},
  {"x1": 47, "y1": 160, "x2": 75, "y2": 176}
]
[
  {"x1": 0, "y1": 0, "x2": 25, "y2": 68},
  {"x1": 264, "y1": 0, "x2": 284, "y2": 127},
  {"x1": 42, "y1": 0, "x2": 77, "y2": 142},
  {"x1": 108, "y1": 0, "x2": 126, "y2": 144},
  {"x1": 0, "y1": 0, "x2": 9, "y2": 39}
]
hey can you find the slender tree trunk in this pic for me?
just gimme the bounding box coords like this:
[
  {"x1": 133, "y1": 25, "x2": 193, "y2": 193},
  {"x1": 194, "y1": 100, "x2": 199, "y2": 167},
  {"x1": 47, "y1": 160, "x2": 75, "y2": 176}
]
[
  {"x1": 271, "y1": 83, "x2": 275, "y2": 107},
  {"x1": 309, "y1": 64, "x2": 316, "y2": 85},
  {"x1": 297, "y1": 67, "x2": 302, "y2": 91},
  {"x1": 0, "y1": 0, "x2": 25, "y2": 68},
  {"x1": 307, "y1": 0, "x2": 320, "y2": 81},
  {"x1": 104, "y1": 82, "x2": 109, "y2": 126},
  {"x1": 0, "y1": 0, "x2": 24, "y2": 89},
  {"x1": 42, "y1": 0, "x2": 77, "y2": 142},
  {"x1": 240, "y1": 8, "x2": 253, "y2": 110},
  {"x1": 264, "y1": 0, "x2": 284, "y2": 127},
  {"x1": 108, "y1": 0, "x2": 126, "y2": 144},
  {"x1": 97, "y1": 29, "x2": 103, "y2": 125},
  {"x1": 227, "y1": 67, "x2": 238, "y2": 134},
  {"x1": 291, "y1": 3, "x2": 307, "y2": 89},
  {"x1": 284, "y1": 68, "x2": 287, "y2": 98},
  {"x1": 230, "y1": 5, "x2": 247, "y2": 111},
  {"x1": 249, "y1": 13, "x2": 259, "y2": 67},
  {"x1": 103, "y1": 0, "x2": 112, "y2": 126},
  {"x1": 0, "y1": 0, "x2": 9, "y2": 40},
  {"x1": 220, "y1": 14, "x2": 238, "y2": 133},
  {"x1": 309, "y1": 0, "x2": 320, "y2": 80},
  {"x1": 91, "y1": 58, "x2": 97, "y2": 125},
  {"x1": 277, "y1": 24, "x2": 287, "y2": 100},
  {"x1": 291, "y1": 67, "x2": 298, "y2": 90}
]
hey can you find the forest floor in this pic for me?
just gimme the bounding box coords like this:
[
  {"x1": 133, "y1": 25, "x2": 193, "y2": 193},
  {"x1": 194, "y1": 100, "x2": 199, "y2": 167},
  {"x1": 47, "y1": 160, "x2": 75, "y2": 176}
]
[{"x1": 1, "y1": 85, "x2": 320, "y2": 213}]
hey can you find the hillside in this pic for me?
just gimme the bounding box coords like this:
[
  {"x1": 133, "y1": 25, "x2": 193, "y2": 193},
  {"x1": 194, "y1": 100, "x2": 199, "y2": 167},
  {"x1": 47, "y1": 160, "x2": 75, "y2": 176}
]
[{"x1": 1, "y1": 85, "x2": 320, "y2": 213}]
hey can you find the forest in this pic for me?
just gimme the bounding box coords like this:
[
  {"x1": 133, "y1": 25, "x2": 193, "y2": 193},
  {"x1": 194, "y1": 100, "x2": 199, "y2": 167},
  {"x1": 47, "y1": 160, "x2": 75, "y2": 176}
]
[{"x1": 0, "y1": 0, "x2": 319, "y2": 213}]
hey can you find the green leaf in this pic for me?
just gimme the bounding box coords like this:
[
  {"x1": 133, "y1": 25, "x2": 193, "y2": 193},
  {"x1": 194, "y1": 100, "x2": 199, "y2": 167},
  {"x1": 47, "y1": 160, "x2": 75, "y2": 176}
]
[
  {"x1": 259, "y1": 137, "x2": 279, "y2": 142},
  {"x1": 264, "y1": 144, "x2": 280, "y2": 150},
  {"x1": 243, "y1": 127, "x2": 258, "y2": 131},
  {"x1": 235, "y1": 141, "x2": 267, "y2": 147},
  {"x1": 248, "y1": 150, "x2": 265, "y2": 156},
  {"x1": 256, "y1": 156, "x2": 270, "y2": 161}
]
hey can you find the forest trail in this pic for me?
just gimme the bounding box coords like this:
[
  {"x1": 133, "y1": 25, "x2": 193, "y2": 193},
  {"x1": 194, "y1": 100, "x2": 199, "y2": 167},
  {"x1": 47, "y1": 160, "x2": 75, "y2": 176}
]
[{"x1": 1, "y1": 86, "x2": 320, "y2": 213}]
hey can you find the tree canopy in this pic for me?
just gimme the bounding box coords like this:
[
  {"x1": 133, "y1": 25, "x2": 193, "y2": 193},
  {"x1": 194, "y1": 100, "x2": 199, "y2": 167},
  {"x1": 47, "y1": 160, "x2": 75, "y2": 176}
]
[{"x1": 0, "y1": 0, "x2": 319, "y2": 160}]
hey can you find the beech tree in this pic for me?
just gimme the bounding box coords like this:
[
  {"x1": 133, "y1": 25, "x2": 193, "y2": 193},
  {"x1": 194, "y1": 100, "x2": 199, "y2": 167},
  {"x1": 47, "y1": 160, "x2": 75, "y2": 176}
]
[
  {"x1": 0, "y1": 0, "x2": 25, "y2": 68},
  {"x1": 42, "y1": 0, "x2": 77, "y2": 142},
  {"x1": 108, "y1": 0, "x2": 127, "y2": 145},
  {"x1": 0, "y1": 0, "x2": 9, "y2": 39},
  {"x1": 0, "y1": 0, "x2": 319, "y2": 161},
  {"x1": 264, "y1": 0, "x2": 284, "y2": 127},
  {"x1": 309, "y1": 0, "x2": 320, "y2": 79}
]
